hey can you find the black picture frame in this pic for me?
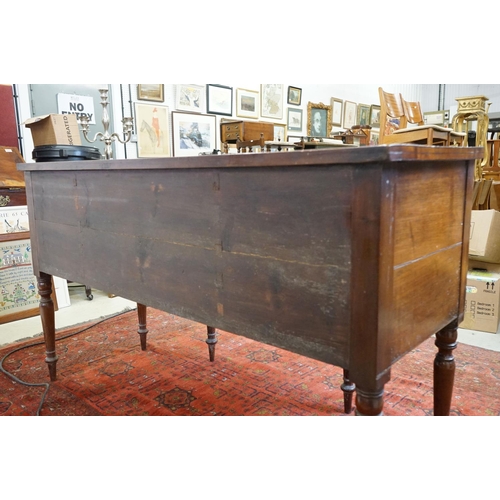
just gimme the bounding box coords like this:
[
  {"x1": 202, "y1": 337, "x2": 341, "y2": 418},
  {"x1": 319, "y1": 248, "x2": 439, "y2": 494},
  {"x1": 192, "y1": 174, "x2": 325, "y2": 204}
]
[
  {"x1": 287, "y1": 86, "x2": 302, "y2": 105},
  {"x1": 206, "y1": 84, "x2": 233, "y2": 116}
]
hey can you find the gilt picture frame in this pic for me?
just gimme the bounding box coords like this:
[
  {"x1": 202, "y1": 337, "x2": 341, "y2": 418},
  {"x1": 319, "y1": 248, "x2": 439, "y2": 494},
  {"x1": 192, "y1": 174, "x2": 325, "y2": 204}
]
[
  {"x1": 307, "y1": 102, "x2": 332, "y2": 138},
  {"x1": 137, "y1": 84, "x2": 164, "y2": 102}
]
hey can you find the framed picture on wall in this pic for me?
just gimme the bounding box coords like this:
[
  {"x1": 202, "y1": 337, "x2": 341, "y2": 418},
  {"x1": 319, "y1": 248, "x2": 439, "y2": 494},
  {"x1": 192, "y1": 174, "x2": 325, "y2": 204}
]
[
  {"x1": 135, "y1": 103, "x2": 170, "y2": 158},
  {"x1": 287, "y1": 108, "x2": 303, "y2": 131},
  {"x1": 343, "y1": 101, "x2": 357, "y2": 129},
  {"x1": 369, "y1": 105, "x2": 381, "y2": 128},
  {"x1": 331, "y1": 98, "x2": 343, "y2": 127},
  {"x1": 357, "y1": 104, "x2": 371, "y2": 126},
  {"x1": 0, "y1": 233, "x2": 39, "y2": 324},
  {"x1": 137, "y1": 84, "x2": 164, "y2": 102},
  {"x1": 206, "y1": 84, "x2": 233, "y2": 116},
  {"x1": 307, "y1": 101, "x2": 332, "y2": 137},
  {"x1": 175, "y1": 84, "x2": 204, "y2": 113},
  {"x1": 261, "y1": 84, "x2": 284, "y2": 120},
  {"x1": 274, "y1": 123, "x2": 287, "y2": 142},
  {"x1": 171, "y1": 112, "x2": 217, "y2": 157},
  {"x1": 287, "y1": 86, "x2": 302, "y2": 105},
  {"x1": 236, "y1": 88, "x2": 259, "y2": 119}
]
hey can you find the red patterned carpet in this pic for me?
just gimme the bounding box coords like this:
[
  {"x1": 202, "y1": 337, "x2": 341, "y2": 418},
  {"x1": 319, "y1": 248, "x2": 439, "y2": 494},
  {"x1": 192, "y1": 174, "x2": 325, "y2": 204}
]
[{"x1": 1, "y1": 308, "x2": 500, "y2": 416}]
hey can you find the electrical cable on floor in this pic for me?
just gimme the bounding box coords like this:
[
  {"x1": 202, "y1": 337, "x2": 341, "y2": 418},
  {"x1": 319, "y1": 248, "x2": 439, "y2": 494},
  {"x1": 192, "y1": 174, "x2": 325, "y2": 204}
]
[{"x1": 0, "y1": 309, "x2": 134, "y2": 416}]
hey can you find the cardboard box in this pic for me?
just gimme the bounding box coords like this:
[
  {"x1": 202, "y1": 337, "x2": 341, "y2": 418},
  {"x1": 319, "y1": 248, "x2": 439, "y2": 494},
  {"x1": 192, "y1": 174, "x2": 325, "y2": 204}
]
[
  {"x1": 24, "y1": 114, "x2": 82, "y2": 147},
  {"x1": 468, "y1": 209, "x2": 500, "y2": 264},
  {"x1": 459, "y1": 268, "x2": 500, "y2": 333}
]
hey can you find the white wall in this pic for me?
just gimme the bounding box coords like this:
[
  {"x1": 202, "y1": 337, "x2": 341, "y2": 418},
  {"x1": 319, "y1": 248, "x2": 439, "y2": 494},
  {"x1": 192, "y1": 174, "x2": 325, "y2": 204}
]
[{"x1": 16, "y1": 84, "x2": 500, "y2": 161}]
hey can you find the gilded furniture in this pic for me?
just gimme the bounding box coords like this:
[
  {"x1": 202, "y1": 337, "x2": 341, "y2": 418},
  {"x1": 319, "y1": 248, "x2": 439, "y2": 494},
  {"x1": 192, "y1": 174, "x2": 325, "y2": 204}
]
[
  {"x1": 18, "y1": 145, "x2": 482, "y2": 416},
  {"x1": 452, "y1": 95, "x2": 491, "y2": 180},
  {"x1": 378, "y1": 88, "x2": 458, "y2": 146}
]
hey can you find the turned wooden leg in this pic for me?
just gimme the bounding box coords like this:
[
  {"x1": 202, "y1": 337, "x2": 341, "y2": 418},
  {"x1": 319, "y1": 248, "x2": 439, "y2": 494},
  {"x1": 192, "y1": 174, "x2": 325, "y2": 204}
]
[
  {"x1": 37, "y1": 272, "x2": 57, "y2": 381},
  {"x1": 355, "y1": 386, "x2": 385, "y2": 416},
  {"x1": 341, "y1": 369, "x2": 355, "y2": 414},
  {"x1": 137, "y1": 303, "x2": 148, "y2": 351},
  {"x1": 206, "y1": 326, "x2": 217, "y2": 362},
  {"x1": 434, "y1": 321, "x2": 458, "y2": 416}
]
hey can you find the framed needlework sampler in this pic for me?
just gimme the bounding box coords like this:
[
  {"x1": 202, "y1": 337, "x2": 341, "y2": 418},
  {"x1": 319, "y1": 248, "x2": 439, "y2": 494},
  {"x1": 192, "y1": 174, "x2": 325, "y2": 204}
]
[{"x1": 0, "y1": 232, "x2": 58, "y2": 324}]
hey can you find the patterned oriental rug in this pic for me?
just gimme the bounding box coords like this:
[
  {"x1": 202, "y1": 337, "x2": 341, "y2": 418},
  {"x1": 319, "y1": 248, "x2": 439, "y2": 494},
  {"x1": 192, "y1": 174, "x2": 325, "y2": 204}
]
[{"x1": 1, "y1": 308, "x2": 499, "y2": 416}]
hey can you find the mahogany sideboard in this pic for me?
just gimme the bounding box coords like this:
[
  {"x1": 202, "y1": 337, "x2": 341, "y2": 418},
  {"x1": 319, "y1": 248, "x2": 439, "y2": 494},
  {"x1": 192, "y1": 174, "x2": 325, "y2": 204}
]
[{"x1": 18, "y1": 144, "x2": 482, "y2": 416}]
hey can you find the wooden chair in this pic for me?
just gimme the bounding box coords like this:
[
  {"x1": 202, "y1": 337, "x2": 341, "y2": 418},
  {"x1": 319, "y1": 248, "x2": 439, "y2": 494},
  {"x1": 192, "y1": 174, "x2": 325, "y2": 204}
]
[
  {"x1": 402, "y1": 96, "x2": 466, "y2": 146},
  {"x1": 378, "y1": 87, "x2": 462, "y2": 146}
]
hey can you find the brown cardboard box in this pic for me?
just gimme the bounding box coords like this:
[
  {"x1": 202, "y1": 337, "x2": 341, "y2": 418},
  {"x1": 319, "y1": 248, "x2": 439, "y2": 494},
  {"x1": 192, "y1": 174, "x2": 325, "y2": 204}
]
[
  {"x1": 459, "y1": 268, "x2": 500, "y2": 333},
  {"x1": 468, "y1": 209, "x2": 500, "y2": 264},
  {"x1": 24, "y1": 114, "x2": 82, "y2": 147}
]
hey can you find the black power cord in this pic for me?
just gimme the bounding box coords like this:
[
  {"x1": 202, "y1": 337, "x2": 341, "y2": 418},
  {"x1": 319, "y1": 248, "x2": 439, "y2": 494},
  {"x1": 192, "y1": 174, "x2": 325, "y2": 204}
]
[{"x1": 0, "y1": 309, "x2": 134, "y2": 416}]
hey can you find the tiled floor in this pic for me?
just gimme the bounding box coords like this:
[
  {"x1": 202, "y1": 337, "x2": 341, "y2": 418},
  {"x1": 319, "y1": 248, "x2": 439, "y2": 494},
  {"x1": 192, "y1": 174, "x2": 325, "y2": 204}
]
[{"x1": 1, "y1": 285, "x2": 500, "y2": 352}]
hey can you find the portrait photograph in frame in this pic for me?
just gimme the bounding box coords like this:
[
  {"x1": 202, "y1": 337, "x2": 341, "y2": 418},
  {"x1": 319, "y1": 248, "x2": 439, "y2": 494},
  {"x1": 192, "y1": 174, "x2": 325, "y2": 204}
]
[
  {"x1": 307, "y1": 102, "x2": 332, "y2": 138},
  {"x1": 287, "y1": 108, "x2": 303, "y2": 131},
  {"x1": 287, "y1": 86, "x2": 302, "y2": 106},
  {"x1": 261, "y1": 84, "x2": 284, "y2": 120},
  {"x1": 357, "y1": 104, "x2": 371, "y2": 127},
  {"x1": 137, "y1": 84, "x2": 164, "y2": 102},
  {"x1": 135, "y1": 103, "x2": 170, "y2": 158},
  {"x1": 343, "y1": 101, "x2": 357, "y2": 130},
  {"x1": 331, "y1": 98, "x2": 343, "y2": 127},
  {"x1": 175, "y1": 84, "x2": 204, "y2": 113},
  {"x1": 206, "y1": 84, "x2": 233, "y2": 116},
  {"x1": 171, "y1": 112, "x2": 217, "y2": 157},
  {"x1": 236, "y1": 88, "x2": 259, "y2": 119},
  {"x1": 369, "y1": 105, "x2": 381, "y2": 128}
]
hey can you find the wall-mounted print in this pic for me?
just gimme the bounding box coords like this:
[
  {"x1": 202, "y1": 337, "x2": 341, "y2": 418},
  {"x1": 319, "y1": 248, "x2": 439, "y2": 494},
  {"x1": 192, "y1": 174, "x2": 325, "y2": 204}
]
[
  {"x1": 287, "y1": 108, "x2": 303, "y2": 131},
  {"x1": 137, "y1": 84, "x2": 164, "y2": 102},
  {"x1": 307, "y1": 101, "x2": 332, "y2": 138},
  {"x1": 135, "y1": 103, "x2": 170, "y2": 158},
  {"x1": 206, "y1": 84, "x2": 233, "y2": 116},
  {"x1": 287, "y1": 86, "x2": 302, "y2": 106},
  {"x1": 274, "y1": 123, "x2": 287, "y2": 142},
  {"x1": 369, "y1": 105, "x2": 381, "y2": 128},
  {"x1": 171, "y1": 112, "x2": 217, "y2": 157},
  {"x1": 331, "y1": 98, "x2": 343, "y2": 127},
  {"x1": 357, "y1": 104, "x2": 371, "y2": 126},
  {"x1": 236, "y1": 88, "x2": 259, "y2": 119},
  {"x1": 261, "y1": 84, "x2": 284, "y2": 120},
  {"x1": 343, "y1": 101, "x2": 357, "y2": 130},
  {"x1": 176, "y1": 84, "x2": 204, "y2": 113}
]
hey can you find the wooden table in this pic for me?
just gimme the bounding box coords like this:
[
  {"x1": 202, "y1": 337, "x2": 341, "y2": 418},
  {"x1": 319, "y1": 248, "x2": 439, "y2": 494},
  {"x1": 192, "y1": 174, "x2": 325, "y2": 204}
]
[{"x1": 18, "y1": 145, "x2": 482, "y2": 416}]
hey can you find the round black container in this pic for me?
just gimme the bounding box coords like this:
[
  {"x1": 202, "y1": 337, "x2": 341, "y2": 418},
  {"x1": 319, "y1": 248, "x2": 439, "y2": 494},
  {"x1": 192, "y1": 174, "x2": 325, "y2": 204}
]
[{"x1": 32, "y1": 144, "x2": 102, "y2": 162}]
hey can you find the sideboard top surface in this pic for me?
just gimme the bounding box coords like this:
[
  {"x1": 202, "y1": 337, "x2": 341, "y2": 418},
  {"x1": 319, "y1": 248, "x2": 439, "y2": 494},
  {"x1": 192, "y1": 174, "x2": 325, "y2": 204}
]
[{"x1": 17, "y1": 145, "x2": 484, "y2": 172}]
